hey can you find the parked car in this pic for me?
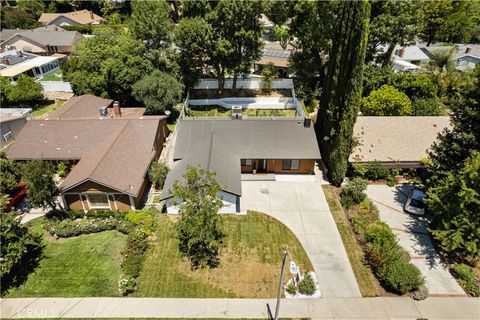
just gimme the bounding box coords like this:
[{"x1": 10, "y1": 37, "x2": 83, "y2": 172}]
[
  {"x1": 404, "y1": 187, "x2": 426, "y2": 216},
  {"x1": 3, "y1": 182, "x2": 26, "y2": 213}
]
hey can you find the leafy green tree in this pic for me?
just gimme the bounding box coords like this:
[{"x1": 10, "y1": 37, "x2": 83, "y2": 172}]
[
  {"x1": 273, "y1": 25, "x2": 290, "y2": 50},
  {"x1": 315, "y1": 0, "x2": 370, "y2": 186},
  {"x1": 67, "y1": 27, "x2": 153, "y2": 105},
  {"x1": 0, "y1": 6, "x2": 37, "y2": 29},
  {"x1": 0, "y1": 152, "x2": 21, "y2": 194},
  {"x1": 426, "y1": 67, "x2": 480, "y2": 185},
  {"x1": 5, "y1": 76, "x2": 43, "y2": 105},
  {"x1": 362, "y1": 64, "x2": 395, "y2": 97},
  {"x1": 412, "y1": 98, "x2": 445, "y2": 116},
  {"x1": 0, "y1": 77, "x2": 11, "y2": 104},
  {"x1": 211, "y1": 0, "x2": 263, "y2": 91},
  {"x1": 437, "y1": 1, "x2": 480, "y2": 43},
  {"x1": 362, "y1": 85, "x2": 412, "y2": 116},
  {"x1": 366, "y1": 0, "x2": 421, "y2": 65},
  {"x1": 172, "y1": 166, "x2": 225, "y2": 269},
  {"x1": 289, "y1": 0, "x2": 334, "y2": 99},
  {"x1": 22, "y1": 159, "x2": 59, "y2": 211},
  {"x1": 129, "y1": 0, "x2": 173, "y2": 50},
  {"x1": 0, "y1": 193, "x2": 9, "y2": 211},
  {"x1": 420, "y1": 0, "x2": 453, "y2": 46},
  {"x1": 174, "y1": 17, "x2": 213, "y2": 89},
  {"x1": 17, "y1": 0, "x2": 46, "y2": 19},
  {"x1": 260, "y1": 63, "x2": 278, "y2": 94},
  {"x1": 149, "y1": 161, "x2": 169, "y2": 190},
  {"x1": 0, "y1": 211, "x2": 43, "y2": 292},
  {"x1": 182, "y1": 0, "x2": 212, "y2": 18},
  {"x1": 392, "y1": 73, "x2": 438, "y2": 100},
  {"x1": 427, "y1": 151, "x2": 480, "y2": 262},
  {"x1": 264, "y1": 0, "x2": 295, "y2": 25},
  {"x1": 132, "y1": 70, "x2": 183, "y2": 114}
]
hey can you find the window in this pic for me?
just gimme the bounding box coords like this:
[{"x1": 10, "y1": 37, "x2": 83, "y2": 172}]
[
  {"x1": 87, "y1": 194, "x2": 110, "y2": 209},
  {"x1": 282, "y1": 159, "x2": 300, "y2": 170},
  {"x1": 241, "y1": 159, "x2": 253, "y2": 166}
]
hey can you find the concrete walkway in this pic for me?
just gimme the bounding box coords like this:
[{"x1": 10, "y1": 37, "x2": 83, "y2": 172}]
[
  {"x1": 366, "y1": 184, "x2": 465, "y2": 296},
  {"x1": 1, "y1": 297, "x2": 479, "y2": 319},
  {"x1": 241, "y1": 176, "x2": 361, "y2": 298}
]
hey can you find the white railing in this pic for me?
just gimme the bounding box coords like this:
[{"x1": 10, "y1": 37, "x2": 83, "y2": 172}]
[{"x1": 194, "y1": 78, "x2": 294, "y2": 90}]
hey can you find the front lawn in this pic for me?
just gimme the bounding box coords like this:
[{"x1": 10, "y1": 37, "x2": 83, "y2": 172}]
[
  {"x1": 5, "y1": 218, "x2": 126, "y2": 297},
  {"x1": 135, "y1": 211, "x2": 313, "y2": 298}
]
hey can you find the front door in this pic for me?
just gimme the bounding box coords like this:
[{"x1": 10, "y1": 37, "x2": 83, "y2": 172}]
[{"x1": 257, "y1": 159, "x2": 267, "y2": 172}]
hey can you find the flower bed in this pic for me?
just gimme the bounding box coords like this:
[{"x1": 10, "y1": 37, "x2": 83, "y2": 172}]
[{"x1": 44, "y1": 217, "x2": 132, "y2": 237}]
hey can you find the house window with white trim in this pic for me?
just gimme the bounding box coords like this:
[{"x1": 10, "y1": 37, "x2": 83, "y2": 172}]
[
  {"x1": 282, "y1": 159, "x2": 299, "y2": 170},
  {"x1": 241, "y1": 159, "x2": 253, "y2": 166},
  {"x1": 86, "y1": 193, "x2": 111, "y2": 209}
]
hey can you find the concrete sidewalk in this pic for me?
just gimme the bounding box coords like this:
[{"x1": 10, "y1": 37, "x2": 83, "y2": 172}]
[{"x1": 1, "y1": 297, "x2": 479, "y2": 319}]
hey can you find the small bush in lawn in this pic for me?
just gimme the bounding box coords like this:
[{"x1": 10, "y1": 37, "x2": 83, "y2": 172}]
[
  {"x1": 412, "y1": 284, "x2": 429, "y2": 300},
  {"x1": 451, "y1": 264, "x2": 480, "y2": 297},
  {"x1": 126, "y1": 210, "x2": 156, "y2": 234},
  {"x1": 378, "y1": 259, "x2": 424, "y2": 294},
  {"x1": 340, "y1": 178, "x2": 368, "y2": 208},
  {"x1": 118, "y1": 276, "x2": 136, "y2": 296},
  {"x1": 298, "y1": 273, "x2": 316, "y2": 296},
  {"x1": 285, "y1": 283, "x2": 297, "y2": 295}
]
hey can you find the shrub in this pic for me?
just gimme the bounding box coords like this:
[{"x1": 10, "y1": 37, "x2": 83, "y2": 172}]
[
  {"x1": 412, "y1": 284, "x2": 429, "y2": 300},
  {"x1": 118, "y1": 276, "x2": 136, "y2": 296},
  {"x1": 451, "y1": 264, "x2": 480, "y2": 297},
  {"x1": 340, "y1": 178, "x2": 368, "y2": 208},
  {"x1": 362, "y1": 85, "x2": 412, "y2": 116},
  {"x1": 44, "y1": 217, "x2": 132, "y2": 237},
  {"x1": 298, "y1": 273, "x2": 316, "y2": 296},
  {"x1": 122, "y1": 254, "x2": 145, "y2": 279},
  {"x1": 56, "y1": 162, "x2": 67, "y2": 178},
  {"x1": 125, "y1": 210, "x2": 156, "y2": 234},
  {"x1": 149, "y1": 161, "x2": 169, "y2": 190},
  {"x1": 362, "y1": 161, "x2": 391, "y2": 180},
  {"x1": 412, "y1": 98, "x2": 445, "y2": 116},
  {"x1": 285, "y1": 283, "x2": 297, "y2": 295},
  {"x1": 365, "y1": 222, "x2": 402, "y2": 269},
  {"x1": 378, "y1": 259, "x2": 424, "y2": 293}
]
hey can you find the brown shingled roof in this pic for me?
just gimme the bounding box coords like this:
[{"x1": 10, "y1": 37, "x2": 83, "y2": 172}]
[
  {"x1": 47, "y1": 94, "x2": 113, "y2": 120},
  {"x1": 39, "y1": 10, "x2": 105, "y2": 25}
]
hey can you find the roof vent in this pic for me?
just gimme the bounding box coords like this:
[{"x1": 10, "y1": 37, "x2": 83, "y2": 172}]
[{"x1": 98, "y1": 106, "x2": 108, "y2": 117}]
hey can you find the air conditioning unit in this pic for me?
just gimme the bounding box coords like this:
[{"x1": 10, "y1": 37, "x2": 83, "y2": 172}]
[{"x1": 231, "y1": 105, "x2": 242, "y2": 120}]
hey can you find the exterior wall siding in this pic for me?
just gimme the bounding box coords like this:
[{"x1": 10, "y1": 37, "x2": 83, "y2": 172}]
[
  {"x1": 166, "y1": 191, "x2": 239, "y2": 214},
  {"x1": 2, "y1": 36, "x2": 46, "y2": 53},
  {"x1": 240, "y1": 159, "x2": 315, "y2": 174}
]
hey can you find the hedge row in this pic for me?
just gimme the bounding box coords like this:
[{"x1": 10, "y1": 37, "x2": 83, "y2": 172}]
[{"x1": 44, "y1": 217, "x2": 133, "y2": 237}]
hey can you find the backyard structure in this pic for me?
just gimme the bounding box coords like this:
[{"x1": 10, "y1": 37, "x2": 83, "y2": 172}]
[
  {"x1": 0, "y1": 50, "x2": 60, "y2": 81},
  {"x1": 161, "y1": 118, "x2": 320, "y2": 213},
  {"x1": 351, "y1": 116, "x2": 451, "y2": 168},
  {"x1": 7, "y1": 95, "x2": 169, "y2": 212}
]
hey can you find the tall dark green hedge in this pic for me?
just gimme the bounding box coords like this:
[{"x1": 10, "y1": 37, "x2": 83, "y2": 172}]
[{"x1": 315, "y1": 0, "x2": 370, "y2": 186}]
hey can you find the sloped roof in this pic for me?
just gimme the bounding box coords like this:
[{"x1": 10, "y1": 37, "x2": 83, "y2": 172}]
[
  {"x1": 0, "y1": 28, "x2": 83, "y2": 47},
  {"x1": 161, "y1": 135, "x2": 241, "y2": 200},
  {"x1": 393, "y1": 45, "x2": 430, "y2": 62},
  {"x1": 39, "y1": 10, "x2": 105, "y2": 25},
  {"x1": 47, "y1": 94, "x2": 113, "y2": 120},
  {"x1": 174, "y1": 119, "x2": 321, "y2": 160},
  {"x1": 350, "y1": 116, "x2": 451, "y2": 163}
]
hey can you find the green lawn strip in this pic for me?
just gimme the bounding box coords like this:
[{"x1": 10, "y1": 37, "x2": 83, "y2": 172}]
[
  {"x1": 322, "y1": 185, "x2": 380, "y2": 297},
  {"x1": 32, "y1": 100, "x2": 65, "y2": 119},
  {"x1": 136, "y1": 211, "x2": 312, "y2": 298},
  {"x1": 188, "y1": 105, "x2": 230, "y2": 117},
  {"x1": 41, "y1": 70, "x2": 63, "y2": 81},
  {"x1": 6, "y1": 218, "x2": 126, "y2": 298}
]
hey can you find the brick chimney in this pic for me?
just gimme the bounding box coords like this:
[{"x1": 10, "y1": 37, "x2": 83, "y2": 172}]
[
  {"x1": 304, "y1": 117, "x2": 312, "y2": 128},
  {"x1": 465, "y1": 47, "x2": 472, "y2": 54},
  {"x1": 113, "y1": 101, "x2": 122, "y2": 117},
  {"x1": 2, "y1": 57, "x2": 9, "y2": 65},
  {"x1": 90, "y1": 10, "x2": 94, "y2": 20},
  {"x1": 399, "y1": 48, "x2": 405, "y2": 58}
]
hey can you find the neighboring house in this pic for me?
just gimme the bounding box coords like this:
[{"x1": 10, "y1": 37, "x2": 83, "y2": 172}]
[
  {"x1": 420, "y1": 44, "x2": 480, "y2": 72},
  {"x1": 0, "y1": 50, "x2": 60, "y2": 80},
  {"x1": 256, "y1": 42, "x2": 292, "y2": 76},
  {"x1": 160, "y1": 118, "x2": 321, "y2": 213},
  {"x1": 350, "y1": 116, "x2": 451, "y2": 168},
  {"x1": 38, "y1": 10, "x2": 105, "y2": 26},
  {"x1": 392, "y1": 45, "x2": 430, "y2": 66},
  {"x1": 0, "y1": 26, "x2": 84, "y2": 55},
  {"x1": 260, "y1": 14, "x2": 274, "y2": 41},
  {"x1": 7, "y1": 95, "x2": 169, "y2": 212},
  {"x1": 0, "y1": 108, "x2": 31, "y2": 149},
  {"x1": 392, "y1": 59, "x2": 420, "y2": 73}
]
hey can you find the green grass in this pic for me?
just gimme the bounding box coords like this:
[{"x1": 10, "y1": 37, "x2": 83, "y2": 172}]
[
  {"x1": 322, "y1": 185, "x2": 380, "y2": 297},
  {"x1": 244, "y1": 109, "x2": 297, "y2": 117},
  {"x1": 188, "y1": 105, "x2": 231, "y2": 117},
  {"x1": 32, "y1": 100, "x2": 65, "y2": 119},
  {"x1": 135, "y1": 211, "x2": 312, "y2": 298},
  {"x1": 6, "y1": 218, "x2": 126, "y2": 297},
  {"x1": 41, "y1": 70, "x2": 63, "y2": 81},
  {"x1": 167, "y1": 123, "x2": 176, "y2": 132}
]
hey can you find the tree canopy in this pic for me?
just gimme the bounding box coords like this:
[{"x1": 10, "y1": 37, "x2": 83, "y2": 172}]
[
  {"x1": 362, "y1": 85, "x2": 412, "y2": 116},
  {"x1": 172, "y1": 166, "x2": 225, "y2": 269},
  {"x1": 22, "y1": 159, "x2": 59, "y2": 211},
  {"x1": 0, "y1": 76, "x2": 43, "y2": 106}
]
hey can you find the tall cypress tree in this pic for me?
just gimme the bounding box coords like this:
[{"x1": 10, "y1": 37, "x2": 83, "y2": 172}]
[{"x1": 314, "y1": 0, "x2": 370, "y2": 186}]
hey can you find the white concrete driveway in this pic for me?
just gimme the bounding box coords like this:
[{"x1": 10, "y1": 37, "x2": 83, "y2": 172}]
[
  {"x1": 366, "y1": 184, "x2": 465, "y2": 296},
  {"x1": 241, "y1": 177, "x2": 361, "y2": 298}
]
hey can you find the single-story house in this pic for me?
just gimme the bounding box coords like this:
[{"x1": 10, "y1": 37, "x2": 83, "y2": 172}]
[
  {"x1": 256, "y1": 42, "x2": 292, "y2": 76},
  {"x1": 392, "y1": 45, "x2": 430, "y2": 66},
  {"x1": 0, "y1": 108, "x2": 31, "y2": 149},
  {"x1": 0, "y1": 50, "x2": 60, "y2": 80},
  {"x1": 420, "y1": 44, "x2": 480, "y2": 72},
  {"x1": 259, "y1": 14, "x2": 274, "y2": 41},
  {"x1": 38, "y1": 10, "x2": 105, "y2": 26},
  {"x1": 350, "y1": 116, "x2": 451, "y2": 168},
  {"x1": 0, "y1": 26, "x2": 84, "y2": 55},
  {"x1": 392, "y1": 59, "x2": 420, "y2": 73},
  {"x1": 7, "y1": 95, "x2": 169, "y2": 211},
  {"x1": 161, "y1": 118, "x2": 321, "y2": 213}
]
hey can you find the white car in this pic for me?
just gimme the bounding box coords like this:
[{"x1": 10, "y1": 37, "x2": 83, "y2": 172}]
[{"x1": 404, "y1": 188, "x2": 426, "y2": 216}]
